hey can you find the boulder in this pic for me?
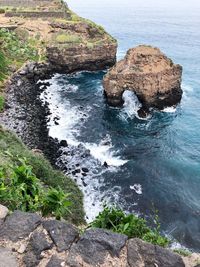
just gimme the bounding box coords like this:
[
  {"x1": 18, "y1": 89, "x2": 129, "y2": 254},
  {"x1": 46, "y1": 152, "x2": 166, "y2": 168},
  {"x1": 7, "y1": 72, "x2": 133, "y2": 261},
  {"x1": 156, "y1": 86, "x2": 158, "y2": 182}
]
[
  {"x1": 127, "y1": 238, "x2": 185, "y2": 267},
  {"x1": 0, "y1": 210, "x2": 41, "y2": 242},
  {"x1": 43, "y1": 220, "x2": 79, "y2": 252},
  {"x1": 0, "y1": 247, "x2": 19, "y2": 267},
  {"x1": 0, "y1": 204, "x2": 9, "y2": 219},
  {"x1": 103, "y1": 45, "x2": 182, "y2": 111},
  {"x1": 67, "y1": 228, "x2": 128, "y2": 266}
]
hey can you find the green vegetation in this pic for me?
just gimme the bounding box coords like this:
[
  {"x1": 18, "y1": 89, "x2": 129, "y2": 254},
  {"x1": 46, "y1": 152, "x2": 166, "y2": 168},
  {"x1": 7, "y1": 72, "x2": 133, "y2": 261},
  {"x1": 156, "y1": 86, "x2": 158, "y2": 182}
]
[
  {"x1": 0, "y1": 96, "x2": 5, "y2": 112},
  {"x1": 0, "y1": 50, "x2": 8, "y2": 82},
  {"x1": 56, "y1": 34, "x2": 82, "y2": 44},
  {"x1": 174, "y1": 249, "x2": 191, "y2": 257},
  {"x1": 0, "y1": 155, "x2": 71, "y2": 220},
  {"x1": 90, "y1": 205, "x2": 169, "y2": 247},
  {"x1": 0, "y1": 29, "x2": 39, "y2": 70},
  {"x1": 0, "y1": 127, "x2": 85, "y2": 224}
]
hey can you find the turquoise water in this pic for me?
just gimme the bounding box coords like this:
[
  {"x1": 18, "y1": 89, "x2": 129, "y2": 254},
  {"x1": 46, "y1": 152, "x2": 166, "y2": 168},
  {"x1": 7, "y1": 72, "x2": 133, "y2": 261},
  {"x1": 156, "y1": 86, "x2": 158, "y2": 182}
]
[{"x1": 44, "y1": 0, "x2": 200, "y2": 250}]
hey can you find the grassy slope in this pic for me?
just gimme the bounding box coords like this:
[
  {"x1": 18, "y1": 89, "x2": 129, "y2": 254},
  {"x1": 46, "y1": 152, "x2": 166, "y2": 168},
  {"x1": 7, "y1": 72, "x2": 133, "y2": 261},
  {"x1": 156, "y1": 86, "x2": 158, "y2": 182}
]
[{"x1": 0, "y1": 127, "x2": 85, "y2": 224}]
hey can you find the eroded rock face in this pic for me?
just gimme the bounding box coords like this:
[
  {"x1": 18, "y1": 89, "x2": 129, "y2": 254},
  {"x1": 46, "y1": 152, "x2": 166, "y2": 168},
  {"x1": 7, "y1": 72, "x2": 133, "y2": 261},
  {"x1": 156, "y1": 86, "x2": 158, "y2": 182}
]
[
  {"x1": 46, "y1": 42, "x2": 117, "y2": 72},
  {"x1": 103, "y1": 45, "x2": 182, "y2": 110}
]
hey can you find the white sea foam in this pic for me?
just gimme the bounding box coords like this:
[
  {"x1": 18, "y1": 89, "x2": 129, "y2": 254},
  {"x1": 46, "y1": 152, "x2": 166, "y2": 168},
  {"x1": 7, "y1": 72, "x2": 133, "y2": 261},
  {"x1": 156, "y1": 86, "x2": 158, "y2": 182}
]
[
  {"x1": 162, "y1": 106, "x2": 177, "y2": 113},
  {"x1": 121, "y1": 90, "x2": 142, "y2": 119},
  {"x1": 130, "y1": 184, "x2": 143, "y2": 195},
  {"x1": 40, "y1": 77, "x2": 127, "y2": 222}
]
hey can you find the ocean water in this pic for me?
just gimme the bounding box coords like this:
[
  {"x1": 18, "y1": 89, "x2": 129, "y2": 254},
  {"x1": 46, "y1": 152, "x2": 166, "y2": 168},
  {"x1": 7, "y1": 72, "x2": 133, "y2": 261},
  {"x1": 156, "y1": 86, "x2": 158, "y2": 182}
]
[{"x1": 43, "y1": 0, "x2": 200, "y2": 250}]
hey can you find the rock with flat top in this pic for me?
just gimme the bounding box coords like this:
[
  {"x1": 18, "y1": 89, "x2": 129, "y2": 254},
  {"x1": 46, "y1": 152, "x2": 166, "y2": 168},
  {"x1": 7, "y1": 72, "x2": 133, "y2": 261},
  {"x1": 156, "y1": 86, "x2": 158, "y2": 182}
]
[
  {"x1": 127, "y1": 238, "x2": 185, "y2": 267},
  {"x1": 0, "y1": 204, "x2": 9, "y2": 219},
  {"x1": 103, "y1": 45, "x2": 182, "y2": 111},
  {"x1": 0, "y1": 247, "x2": 19, "y2": 267},
  {"x1": 0, "y1": 210, "x2": 41, "y2": 242},
  {"x1": 67, "y1": 228, "x2": 128, "y2": 266}
]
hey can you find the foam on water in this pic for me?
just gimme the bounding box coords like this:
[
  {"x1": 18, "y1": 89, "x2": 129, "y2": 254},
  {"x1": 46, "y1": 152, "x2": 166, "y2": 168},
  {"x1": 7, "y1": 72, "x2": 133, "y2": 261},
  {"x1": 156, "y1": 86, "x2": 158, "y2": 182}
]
[
  {"x1": 84, "y1": 135, "x2": 128, "y2": 167},
  {"x1": 130, "y1": 184, "x2": 143, "y2": 195},
  {"x1": 121, "y1": 90, "x2": 142, "y2": 120},
  {"x1": 162, "y1": 106, "x2": 177, "y2": 113}
]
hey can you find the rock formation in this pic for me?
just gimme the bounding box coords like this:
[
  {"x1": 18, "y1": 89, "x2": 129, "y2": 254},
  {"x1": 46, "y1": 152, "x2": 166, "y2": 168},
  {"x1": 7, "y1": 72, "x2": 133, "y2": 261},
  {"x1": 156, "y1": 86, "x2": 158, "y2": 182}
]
[
  {"x1": 103, "y1": 45, "x2": 182, "y2": 112},
  {"x1": 0, "y1": 0, "x2": 117, "y2": 72},
  {"x1": 0, "y1": 206, "x2": 198, "y2": 267}
]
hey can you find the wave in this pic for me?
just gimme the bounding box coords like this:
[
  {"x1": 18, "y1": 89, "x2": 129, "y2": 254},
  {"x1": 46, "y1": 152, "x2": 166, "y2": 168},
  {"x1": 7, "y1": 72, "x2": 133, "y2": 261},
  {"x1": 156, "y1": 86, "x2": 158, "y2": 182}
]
[{"x1": 84, "y1": 135, "x2": 128, "y2": 167}]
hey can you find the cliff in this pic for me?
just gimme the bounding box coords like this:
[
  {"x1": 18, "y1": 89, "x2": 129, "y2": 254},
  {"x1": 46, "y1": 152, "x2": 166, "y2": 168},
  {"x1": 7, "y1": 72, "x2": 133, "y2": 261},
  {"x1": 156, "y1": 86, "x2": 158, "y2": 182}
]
[{"x1": 0, "y1": 0, "x2": 117, "y2": 72}]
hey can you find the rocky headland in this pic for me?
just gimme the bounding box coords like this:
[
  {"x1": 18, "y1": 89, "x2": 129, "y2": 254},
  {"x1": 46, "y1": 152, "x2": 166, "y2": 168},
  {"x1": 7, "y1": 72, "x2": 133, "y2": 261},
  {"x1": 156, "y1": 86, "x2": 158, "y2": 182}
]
[
  {"x1": 0, "y1": 0, "x2": 117, "y2": 72},
  {"x1": 103, "y1": 45, "x2": 182, "y2": 114}
]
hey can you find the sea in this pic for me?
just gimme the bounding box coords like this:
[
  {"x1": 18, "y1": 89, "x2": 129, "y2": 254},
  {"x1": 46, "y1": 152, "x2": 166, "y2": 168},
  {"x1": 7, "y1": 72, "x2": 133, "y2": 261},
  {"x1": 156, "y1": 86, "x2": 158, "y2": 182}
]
[{"x1": 41, "y1": 0, "x2": 200, "y2": 250}]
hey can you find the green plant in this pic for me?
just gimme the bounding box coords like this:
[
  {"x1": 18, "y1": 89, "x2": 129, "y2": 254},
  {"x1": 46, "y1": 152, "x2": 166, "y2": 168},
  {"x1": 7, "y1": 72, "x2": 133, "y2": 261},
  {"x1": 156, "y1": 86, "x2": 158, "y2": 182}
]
[
  {"x1": 173, "y1": 249, "x2": 191, "y2": 257},
  {"x1": 0, "y1": 128, "x2": 85, "y2": 224},
  {"x1": 0, "y1": 153, "x2": 72, "y2": 219},
  {"x1": 0, "y1": 51, "x2": 8, "y2": 81},
  {"x1": 56, "y1": 34, "x2": 82, "y2": 44},
  {"x1": 0, "y1": 96, "x2": 5, "y2": 112},
  {"x1": 0, "y1": 8, "x2": 5, "y2": 14},
  {"x1": 42, "y1": 187, "x2": 71, "y2": 220},
  {"x1": 90, "y1": 205, "x2": 169, "y2": 247}
]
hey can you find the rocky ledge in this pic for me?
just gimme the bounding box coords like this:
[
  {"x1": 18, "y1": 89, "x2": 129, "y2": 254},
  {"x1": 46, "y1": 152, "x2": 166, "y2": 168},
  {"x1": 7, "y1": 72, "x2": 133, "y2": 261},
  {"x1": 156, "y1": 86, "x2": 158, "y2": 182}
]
[
  {"x1": 0, "y1": 0, "x2": 117, "y2": 72},
  {"x1": 103, "y1": 45, "x2": 182, "y2": 113},
  {"x1": 0, "y1": 205, "x2": 199, "y2": 267}
]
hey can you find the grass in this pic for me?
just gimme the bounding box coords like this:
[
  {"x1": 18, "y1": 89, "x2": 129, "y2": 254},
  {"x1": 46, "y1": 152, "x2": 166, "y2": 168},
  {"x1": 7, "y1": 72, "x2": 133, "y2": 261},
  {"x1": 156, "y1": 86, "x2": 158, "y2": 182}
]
[
  {"x1": 0, "y1": 126, "x2": 85, "y2": 224},
  {"x1": 173, "y1": 249, "x2": 192, "y2": 257},
  {"x1": 56, "y1": 34, "x2": 82, "y2": 44}
]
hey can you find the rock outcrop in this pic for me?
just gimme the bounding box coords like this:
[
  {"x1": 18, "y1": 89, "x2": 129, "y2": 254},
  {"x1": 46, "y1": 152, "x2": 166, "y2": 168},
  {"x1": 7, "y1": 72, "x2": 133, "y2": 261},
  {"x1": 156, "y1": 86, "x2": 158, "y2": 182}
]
[
  {"x1": 103, "y1": 45, "x2": 182, "y2": 111},
  {"x1": 0, "y1": 207, "x2": 199, "y2": 267},
  {"x1": 0, "y1": 0, "x2": 117, "y2": 72}
]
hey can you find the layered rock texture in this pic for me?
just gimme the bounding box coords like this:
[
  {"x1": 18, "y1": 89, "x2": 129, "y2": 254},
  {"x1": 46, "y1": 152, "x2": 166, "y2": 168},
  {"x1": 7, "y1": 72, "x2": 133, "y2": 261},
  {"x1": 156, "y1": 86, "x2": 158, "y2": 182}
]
[
  {"x1": 103, "y1": 45, "x2": 182, "y2": 110},
  {"x1": 0, "y1": 207, "x2": 199, "y2": 267},
  {"x1": 0, "y1": 0, "x2": 117, "y2": 72}
]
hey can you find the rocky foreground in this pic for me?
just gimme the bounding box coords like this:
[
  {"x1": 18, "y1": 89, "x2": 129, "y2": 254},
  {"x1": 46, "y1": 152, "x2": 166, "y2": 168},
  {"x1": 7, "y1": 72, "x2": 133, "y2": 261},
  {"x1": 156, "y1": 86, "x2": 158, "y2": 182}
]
[
  {"x1": 0, "y1": 205, "x2": 199, "y2": 267},
  {"x1": 103, "y1": 45, "x2": 182, "y2": 113}
]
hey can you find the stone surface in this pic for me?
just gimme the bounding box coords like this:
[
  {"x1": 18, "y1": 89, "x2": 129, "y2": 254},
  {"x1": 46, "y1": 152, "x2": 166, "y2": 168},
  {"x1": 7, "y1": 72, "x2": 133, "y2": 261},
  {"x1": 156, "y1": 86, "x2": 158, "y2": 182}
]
[
  {"x1": 0, "y1": 210, "x2": 41, "y2": 242},
  {"x1": 67, "y1": 228, "x2": 128, "y2": 266},
  {"x1": 0, "y1": 204, "x2": 9, "y2": 219},
  {"x1": 43, "y1": 220, "x2": 79, "y2": 252},
  {"x1": 28, "y1": 231, "x2": 53, "y2": 256},
  {"x1": 103, "y1": 45, "x2": 182, "y2": 110},
  {"x1": 0, "y1": 247, "x2": 19, "y2": 267},
  {"x1": 46, "y1": 255, "x2": 64, "y2": 267},
  {"x1": 23, "y1": 251, "x2": 40, "y2": 267},
  {"x1": 127, "y1": 238, "x2": 185, "y2": 267},
  {"x1": 47, "y1": 43, "x2": 117, "y2": 73}
]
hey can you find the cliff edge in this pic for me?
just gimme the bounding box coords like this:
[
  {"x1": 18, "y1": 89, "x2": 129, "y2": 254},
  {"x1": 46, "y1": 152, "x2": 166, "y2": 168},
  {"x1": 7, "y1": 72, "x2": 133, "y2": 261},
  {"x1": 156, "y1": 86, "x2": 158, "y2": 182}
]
[{"x1": 0, "y1": 0, "x2": 117, "y2": 72}]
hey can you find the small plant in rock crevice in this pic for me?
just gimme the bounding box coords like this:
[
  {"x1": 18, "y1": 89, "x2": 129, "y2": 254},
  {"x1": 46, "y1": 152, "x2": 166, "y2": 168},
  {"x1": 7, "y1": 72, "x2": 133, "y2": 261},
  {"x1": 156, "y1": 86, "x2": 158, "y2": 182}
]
[{"x1": 90, "y1": 205, "x2": 169, "y2": 247}]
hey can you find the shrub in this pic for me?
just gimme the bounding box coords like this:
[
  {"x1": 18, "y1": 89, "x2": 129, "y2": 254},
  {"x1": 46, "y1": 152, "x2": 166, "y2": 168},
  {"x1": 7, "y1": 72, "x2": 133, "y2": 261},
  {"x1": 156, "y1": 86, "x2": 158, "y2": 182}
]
[
  {"x1": 90, "y1": 205, "x2": 169, "y2": 247},
  {"x1": 0, "y1": 51, "x2": 8, "y2": 81},
  {"x1": 56, "y1": 34, "x2": 82, "y2": 44},
  {"x1": 0, "y1": 8, "x2": 5, "y2": 14},
  {"x1": 0, "y1": 128, "x2": 85, "y2": 224},
  {"x1": 42, "y1": 187, "x2": 71, "y2": 220},
  {"x1": 0, "y1": 96, "x2": 5, "y2": 112},
  {"x1": 173, "y1": 249, "x2": 191, "y2": 257},
  {"x1": 0, "y1": 153, "x2": 72, "y2": 219}
]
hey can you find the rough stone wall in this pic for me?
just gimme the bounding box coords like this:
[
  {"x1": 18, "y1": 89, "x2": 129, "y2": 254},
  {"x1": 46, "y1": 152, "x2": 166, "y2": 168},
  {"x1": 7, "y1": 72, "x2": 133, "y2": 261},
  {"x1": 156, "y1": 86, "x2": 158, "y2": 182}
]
[
  {"x1": 0, "y1": 207, "x2": 194, "y2": 267},
  {"x1": 0, "y1": 0, "x2": 52, "y2": 8},
  {"x1": 5, "y1": 11, "x2": 70, "y2": 19}
]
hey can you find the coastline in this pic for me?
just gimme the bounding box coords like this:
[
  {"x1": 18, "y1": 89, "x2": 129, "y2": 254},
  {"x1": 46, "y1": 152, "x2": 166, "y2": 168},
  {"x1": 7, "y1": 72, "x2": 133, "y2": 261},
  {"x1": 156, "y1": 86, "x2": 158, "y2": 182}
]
[{"x1": 0, "y1": 0, "x2": 200, "y2": 266}]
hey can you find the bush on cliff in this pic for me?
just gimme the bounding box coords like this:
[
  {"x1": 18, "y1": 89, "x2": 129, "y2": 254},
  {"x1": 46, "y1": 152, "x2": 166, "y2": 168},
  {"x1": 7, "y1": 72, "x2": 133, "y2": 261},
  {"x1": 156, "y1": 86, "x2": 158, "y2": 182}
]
[
  {"x1": 0, "y1": 155, "x2": 71, "y2": 220},
  {"x1": 90, "y1": 205, "x2": 169, "y2": 247},
  {"x1": 0, "y1": 127, "x2": 85, "y2": 224}
]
